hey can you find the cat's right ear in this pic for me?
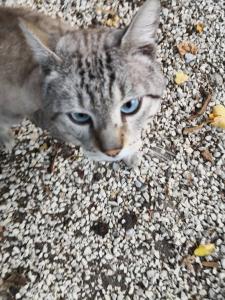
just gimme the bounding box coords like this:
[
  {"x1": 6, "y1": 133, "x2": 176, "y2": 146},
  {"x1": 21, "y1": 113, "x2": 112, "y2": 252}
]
[
  {"x1": 121, "y1": 0, "x2": 160, "y2": 52},
  {"x1": 19, "y1": 19, "x2": 62, "y2": 72}
]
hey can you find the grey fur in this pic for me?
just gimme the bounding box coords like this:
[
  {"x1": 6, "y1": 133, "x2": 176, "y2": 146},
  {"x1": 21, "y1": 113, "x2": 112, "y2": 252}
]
[{"x1": 0, "y1": 0, "x2": 165, "y2": 165}]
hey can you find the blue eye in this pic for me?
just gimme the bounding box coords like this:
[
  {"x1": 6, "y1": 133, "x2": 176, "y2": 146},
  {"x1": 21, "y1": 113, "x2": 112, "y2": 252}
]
[
  {"x1": 68, "y1": 112, "x2": 91, "y2": 125},
  {"x1": 121, "y1": 98, "x2": 141, "y2": 115}
]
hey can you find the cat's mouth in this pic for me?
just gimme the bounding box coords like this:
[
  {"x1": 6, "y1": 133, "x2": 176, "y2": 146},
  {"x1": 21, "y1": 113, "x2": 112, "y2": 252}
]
[{"x1": 84, "y1": 148, "x2": 134, "y2": 162}]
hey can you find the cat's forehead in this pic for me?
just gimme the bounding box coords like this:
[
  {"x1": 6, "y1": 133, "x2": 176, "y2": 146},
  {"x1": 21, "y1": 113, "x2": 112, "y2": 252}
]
[
  {"x1": 57, "y1": 32, "x2": 126, "y2": 108},
  {"x1": 58, "y1": 28, "x2": 124, "y2": 55},
  {"x1": 69, "y1": 51, "x2": 124, "y2": 112},
  {"x1": 53, "y1": 29, "x2": 162, "y2": 113},
  {"x1": 58, "y1": 29, "x2": 153, "y2": 92}
]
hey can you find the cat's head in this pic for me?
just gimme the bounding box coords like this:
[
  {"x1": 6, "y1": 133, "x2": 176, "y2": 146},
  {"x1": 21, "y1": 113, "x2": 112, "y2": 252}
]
[{"x1": 22, "y1": 0, "x2": 165, "y2": 162}]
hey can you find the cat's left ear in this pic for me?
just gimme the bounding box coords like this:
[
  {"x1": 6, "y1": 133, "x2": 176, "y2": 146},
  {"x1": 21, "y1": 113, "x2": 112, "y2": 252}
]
[
  {"x1": 19, "y1": 19, "x2": 62, "y2": 71},
  {"x1": 121, "y1": 0, "x2": 160, "y2": 51}
]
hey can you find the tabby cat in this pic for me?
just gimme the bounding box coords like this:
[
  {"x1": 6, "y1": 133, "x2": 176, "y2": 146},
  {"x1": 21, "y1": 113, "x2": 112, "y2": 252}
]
[{"x1": 0, "y1": 0, "x2": 165, "y2": 166}]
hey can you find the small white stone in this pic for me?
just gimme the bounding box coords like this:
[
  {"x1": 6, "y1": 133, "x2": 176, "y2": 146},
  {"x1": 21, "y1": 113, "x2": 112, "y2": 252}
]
[
  {"x1": 142, "y1": 192, "x2": 149, "y2": 202},
  {"x1": 154, "y1": 250, "x2": 160, "y2": 259},
  {"x1": 221, "y1": 258, "x2": 225, "y2": 269},
  {"x1": 83, "y1": 247, "x2": 92, "y2": 256},
  {"x1": 26, "y1": 184, "x2": 33, "y2": 195},
  {"x1": 112, "y1": 163, "x2": 120, "y2": 171},
  {"x1": 135, "y1": 180, "x2": 142, "y2": 189},
  {"x1": 145, "y1": 291, "x2": 154, "y2": 298},
  {"x1": 126, "y1": 229, "x2": 135, "y2": 237},
  {"x1": 128, "y1": 283, "x2": 134, "y2": 295},
  {"x1": 185, "y1": 53, "x2": 196, "y2": 64},
  {"x1": 211, "y1": 73, "x2": 223, "y2": 86},
  {"x1": 105, "y1": 253, "x2": 113, "y2": 260},
  {"x1": 15, "y1": 293, "x2": 22, "y2": 299}
]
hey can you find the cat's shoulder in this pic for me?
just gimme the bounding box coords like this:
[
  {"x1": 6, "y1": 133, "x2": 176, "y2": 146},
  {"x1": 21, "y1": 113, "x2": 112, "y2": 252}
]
[{"x1": 0, "y1": 5, "x2": 72, "y2": 37}]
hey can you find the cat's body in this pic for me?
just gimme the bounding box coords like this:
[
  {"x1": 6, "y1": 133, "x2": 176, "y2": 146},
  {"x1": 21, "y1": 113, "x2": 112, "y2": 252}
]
[
  {"x1": 0, "y1": 7, "x2": 70, "y2": 149},
  {"x1": 0, "y1": 0, "x2": 165, "y2": 166}
]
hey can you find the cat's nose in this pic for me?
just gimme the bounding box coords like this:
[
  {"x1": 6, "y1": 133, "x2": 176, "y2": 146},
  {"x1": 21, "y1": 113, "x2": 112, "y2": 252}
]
[{"x1": 104, "y1": 148, "x2": 121, "y2": 157}]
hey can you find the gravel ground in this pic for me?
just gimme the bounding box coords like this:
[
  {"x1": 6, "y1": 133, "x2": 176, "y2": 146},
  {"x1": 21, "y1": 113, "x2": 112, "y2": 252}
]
[{"x1": 0, "y1": 0, "x2": 225, "y2": 299}]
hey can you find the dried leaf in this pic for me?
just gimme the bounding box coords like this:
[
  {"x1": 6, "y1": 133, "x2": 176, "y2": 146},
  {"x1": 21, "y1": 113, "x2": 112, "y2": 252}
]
[
  {"x1": 187, "y1": 173, "x2": 193, "y2": 184},
  {"x1": 183, "y1": 123, "x2": 205, "y2": 134},
  {"x1": 105, "y1": 15, "x2": 120, "y2": 27},
  {"x1": 177, "y1": 41, "x2": 198, "y2": 56},
  {"x1": 48, "y1": 147, "x2": 60, "y2": 174},
  {"x1": 39, "y1": 143, "x2": 49, "y2": 151},
  {"x1": 175, "y1": 71, "x2": 189, "y2": 85},
  {"x1": 195, "y1": 23, "x2": 205, "y2": 33},
  {"x1": 202, "y1": 261, "x2": 219, "y2": 268},
  {"x1": 189, "y1": 92, "x2": 212, "y2": 120},
  {"x1": 209, "y1": 104, "x2": 225, "y2": 129},
  {"x1": 182, "y1": 255, "x2": 196, "y2": 272},
  {"x1": 0, "y1": 226, "x2": 4, "y2": 242},
  {"x1": 4, "y1": 273, "x2": 27, "y2": 287},
  {"x1": 201, "y1": 149, "x2": 213, "y2": 162},
  {"x1": 76, "y1": 168, "x2": 84, "y2": 179},
  {"x1": 194, "y1": 244, "x2": 215, "y2": 257}
]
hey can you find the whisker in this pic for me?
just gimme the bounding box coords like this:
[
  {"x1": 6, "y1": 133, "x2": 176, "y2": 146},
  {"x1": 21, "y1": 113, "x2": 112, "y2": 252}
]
[{"x1": 147, "y1": 145, "x2": 176, "y2": 161}]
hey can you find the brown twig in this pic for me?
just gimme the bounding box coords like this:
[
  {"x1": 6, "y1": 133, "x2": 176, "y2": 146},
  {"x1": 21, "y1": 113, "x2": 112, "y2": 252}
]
[
  {"x1": 202, "y1": 261, "x2": 219, "y2": 268},
  {"x1": 48, "y1": 147, "x2": 60, "y2": 173},
  {"x1": 189, "y1": 92, "x2": 212, "y2": 121},
  {"x1": 183, "y1": 122, "x2": 207, "y2": 134}
]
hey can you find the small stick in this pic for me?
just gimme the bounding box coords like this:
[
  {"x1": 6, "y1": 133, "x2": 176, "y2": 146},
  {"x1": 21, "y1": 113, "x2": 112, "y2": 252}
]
[
  {"x1": 183, "y1": 121, "x2": 208, "y2": 134},
  {"x1": 202, "y1": 261, "x2": 219, "y2": 268},
  {"x1": 48, "y1": 147, "x2": 59, "y2": 173},
  {"x1": 189, "y1": 92, "x2": 212, "y2": 121}
]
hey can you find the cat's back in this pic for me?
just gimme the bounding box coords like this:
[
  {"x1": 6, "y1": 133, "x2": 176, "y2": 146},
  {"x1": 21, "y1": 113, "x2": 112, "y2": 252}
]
[
  {"x1": 0, "y1": 6, "x2": 70, "y2": 82},
  {"x1": 0, "y1": 6, "x2": 30, "y2": 27},
  {"x1": 0, "y1": 6, "x2": 71, "y2": 115},
  {"x1": 0, "y1": 6, "x2": 70, "y2": 41}
]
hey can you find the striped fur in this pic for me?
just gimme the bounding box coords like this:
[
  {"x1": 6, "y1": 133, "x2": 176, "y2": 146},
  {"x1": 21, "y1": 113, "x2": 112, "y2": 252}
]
[{"x1": 0, "y1": 0, "x2": 165, "y2": 165}]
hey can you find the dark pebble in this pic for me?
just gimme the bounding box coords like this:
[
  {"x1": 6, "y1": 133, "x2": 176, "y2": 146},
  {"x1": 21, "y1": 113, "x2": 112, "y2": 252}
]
[
  {"x1": 120, "y1": 212, "x2": 138, "y2": 230},
  {"x1": 91, "y1": 221, "x2": 109, "y2": 237}
]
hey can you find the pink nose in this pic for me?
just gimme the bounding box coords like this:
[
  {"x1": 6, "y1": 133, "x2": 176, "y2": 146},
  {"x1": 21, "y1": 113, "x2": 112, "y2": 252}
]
[{"x1": 104, "y1": 148, "x2": 121, "y2": 157}]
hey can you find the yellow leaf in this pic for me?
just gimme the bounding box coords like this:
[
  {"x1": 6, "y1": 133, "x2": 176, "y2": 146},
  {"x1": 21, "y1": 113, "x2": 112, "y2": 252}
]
[
  {"x1": 194, "y1": 244, "x2": 215, "y2": 257},
  {"x1": 112, "y1": 15, "x2": 120, "y2": 27},
  {"x1": 106, "y1": 19, "x2": 113, "y2": 27},
  {"x1": 210, "y1": 104, "x2": 225, "y2": 117},
  {"x1": 175, "y1": 71, "x2": 189, "y2": 85},
  {"x1": 195, "y1": 23, "x2": 205, "y2": 33},
  {"x1": 209, "y1": 104, "x2": 225, "y2": 129},
  {"x1": 39, "y1": 143, "x2": 49, "y2": 151},
  {"x1": 105, "y1": 15, "x2": 120, "y2": 28}
]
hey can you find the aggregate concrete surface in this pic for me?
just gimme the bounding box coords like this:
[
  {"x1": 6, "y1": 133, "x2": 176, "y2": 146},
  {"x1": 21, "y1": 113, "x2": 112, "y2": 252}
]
[{"x1": 0, "y1": 0, "x2": 225, "y2": 299}]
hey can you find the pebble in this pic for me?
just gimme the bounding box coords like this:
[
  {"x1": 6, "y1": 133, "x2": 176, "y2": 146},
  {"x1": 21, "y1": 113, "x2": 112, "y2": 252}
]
[
  {"x1": 211, "y1": 72, "x2": 223, "y2": 86},
  {"x1": 83, "y1": 247, "x2": 92, "y2": 256},
  {"x1": 135, "y1": 180, "x2": 143, "y2": 189},
  {"x1": 185, "y1": 53, "x2": 196, "y2": 64},
  {"x1": 221, "y1": 259, "x2": 225, "y2": 269}
]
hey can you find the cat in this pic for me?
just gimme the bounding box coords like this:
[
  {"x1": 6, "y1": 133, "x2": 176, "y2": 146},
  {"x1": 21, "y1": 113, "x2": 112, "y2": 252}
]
[{"x1": 0, "y1": 0, "x2": 165, "y2": 167}]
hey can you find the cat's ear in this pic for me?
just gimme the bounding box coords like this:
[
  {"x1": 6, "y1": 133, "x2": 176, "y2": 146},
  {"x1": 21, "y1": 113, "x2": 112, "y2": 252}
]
[
  {"x1": 121, "y1": 0, "x2": 160, "y2": 50},
  {"x1": 19, "y1": 19, "x2": 62, "y2": 71}
]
